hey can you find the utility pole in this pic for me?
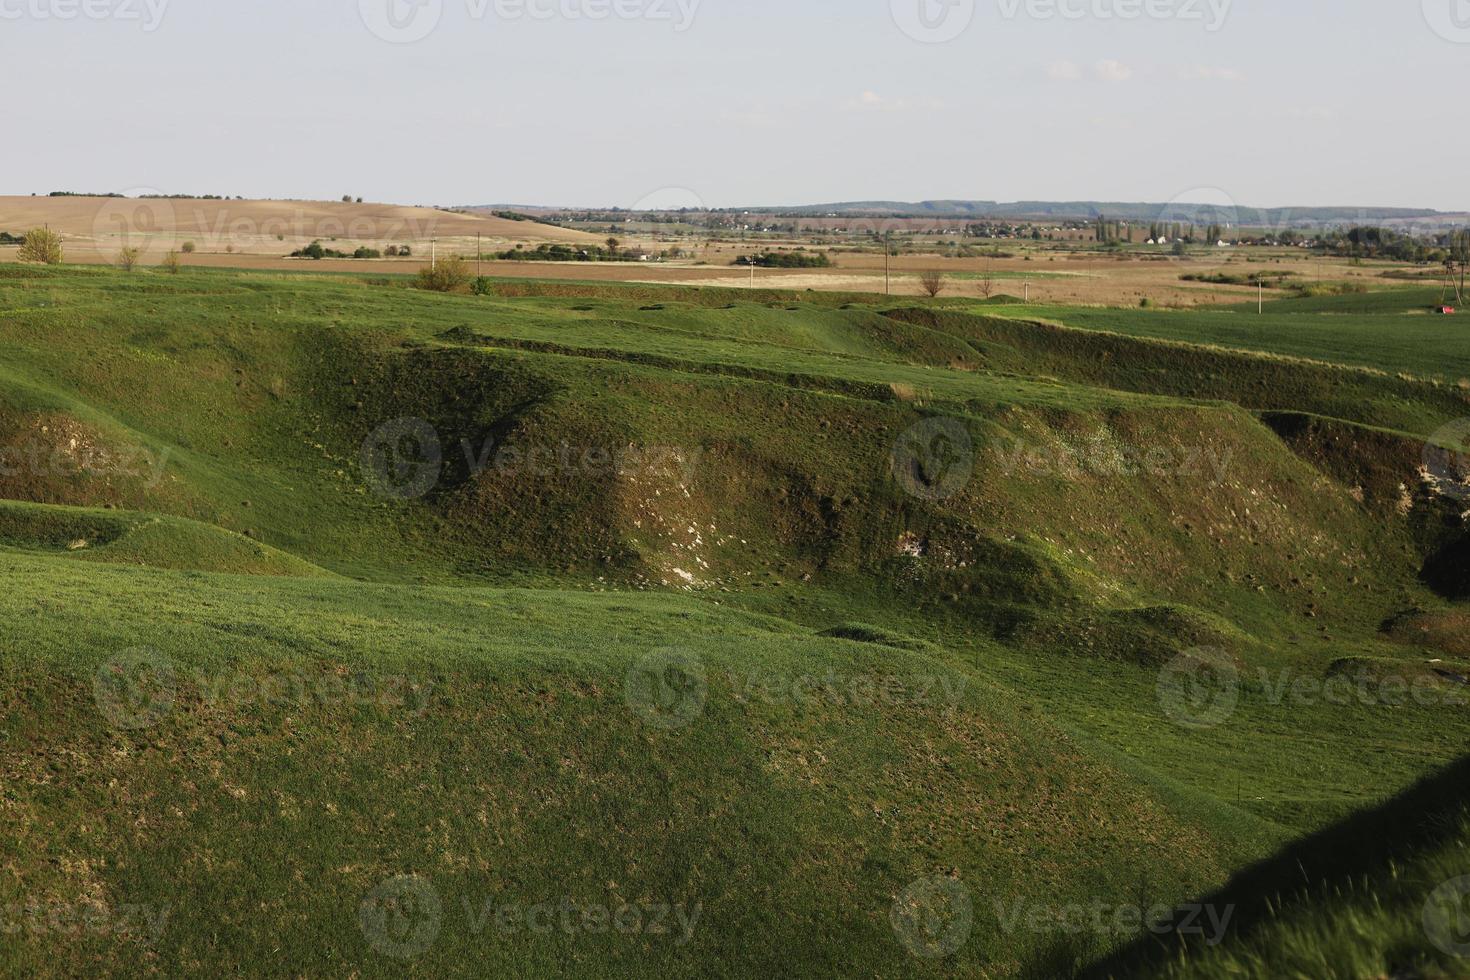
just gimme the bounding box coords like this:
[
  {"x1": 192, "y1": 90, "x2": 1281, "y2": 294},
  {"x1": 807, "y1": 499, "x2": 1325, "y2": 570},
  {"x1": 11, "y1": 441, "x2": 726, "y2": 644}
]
[
  {"x1": 431, "y1": 238, "x2": 437, "y2": 271},
  {"x1": 1258, "y1": 277, "x2": 1264, "y2": 315},
  {"x1": 749, "y1": 256, "x2": 755, "y2": 290},
  {"x1": 477, "y1": 232, "x2": 482, "y2": 279},
  {"x1": 1023, "y1": 281, "x2": 1029, "y2": 303},
  {"x1": 884, "y1": 231, "x2": 891, "y2": 296}
]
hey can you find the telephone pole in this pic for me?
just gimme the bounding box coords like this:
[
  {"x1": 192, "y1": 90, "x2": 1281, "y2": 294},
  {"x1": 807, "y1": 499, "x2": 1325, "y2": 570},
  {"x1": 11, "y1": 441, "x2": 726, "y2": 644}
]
[{"x1": 884, "y1": 231, "x2": 891, "y2": 295}]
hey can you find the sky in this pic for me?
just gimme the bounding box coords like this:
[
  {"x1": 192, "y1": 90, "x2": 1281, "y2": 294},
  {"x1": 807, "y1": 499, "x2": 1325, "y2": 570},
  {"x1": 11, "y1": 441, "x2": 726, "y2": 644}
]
[{"x1": 4, "y1": 0, "x2": 1469, "y2": 211}]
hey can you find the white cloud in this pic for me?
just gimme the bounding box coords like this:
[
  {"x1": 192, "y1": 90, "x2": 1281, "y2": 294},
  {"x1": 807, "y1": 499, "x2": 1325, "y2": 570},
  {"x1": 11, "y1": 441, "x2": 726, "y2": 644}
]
[
  {"x1": 1047, "y1": 61, "x2": 1083, "y2": 82},
  {"x1": 1093, "y1": 60, "x2": 1134, "y2": 83},
  {"x1": 849, "y1": 90, "x2": 905, "y2": 110}
]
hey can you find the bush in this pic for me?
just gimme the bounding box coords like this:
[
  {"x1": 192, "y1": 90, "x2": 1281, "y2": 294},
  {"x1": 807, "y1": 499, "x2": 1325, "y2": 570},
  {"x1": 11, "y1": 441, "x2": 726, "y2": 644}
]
[
  {"x1": 416, "y1": 256, "x2": 470, "y2": 293},
  {"x1": 353, "y1": 246, "x2": 382, "y2": 259},
  {"x1": 161, "y1": 250, "x2": 181, "y2": 274},
  {"x1": 472, "y1": 276, "x2": 494, "y2": 296},
  {"x1": 181, "y1": 241, "x2": 197, "y2": 254},
  {"x1": 16, "y1": 226, "x2": 63, "y2": 265},
  {"x1": 116, "y1": 247, "x2": 140, "y2": 272}
]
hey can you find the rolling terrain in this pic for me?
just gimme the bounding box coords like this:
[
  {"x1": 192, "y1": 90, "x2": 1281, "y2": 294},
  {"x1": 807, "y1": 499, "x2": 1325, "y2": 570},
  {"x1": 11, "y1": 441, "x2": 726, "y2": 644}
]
[
  {"x1": 0, "y1": 195, "x2": 597, "y2": 264},
  {"x1": 1, "y1": 263, "x2": 1468, "y2": 977}
]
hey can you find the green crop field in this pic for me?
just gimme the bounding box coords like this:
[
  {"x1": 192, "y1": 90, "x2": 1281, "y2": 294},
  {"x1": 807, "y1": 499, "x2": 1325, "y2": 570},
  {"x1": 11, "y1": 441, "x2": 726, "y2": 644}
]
[
  {"x1": 3, "y1": 264, "x2": 1470, "y2": 978},
  {"x1": 981, "y1": 288, "x2": 1470, "y2": 381}
]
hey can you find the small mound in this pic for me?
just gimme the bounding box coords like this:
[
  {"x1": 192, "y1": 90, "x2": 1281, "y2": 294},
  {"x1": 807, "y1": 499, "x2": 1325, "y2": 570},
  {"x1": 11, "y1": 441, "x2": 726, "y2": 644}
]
[
  {"x1": 816, "y1": 622, "x2": 933, "y2": 651},
  {"x1": 1023, "y1": 603, "x2": 1248, "y2": 666},
  {"x1": 1381, "y1": 608, "x2": 1470, "y2": 659},
  {"x1": 0, "y1": 501, "x2": 331, "y2": 578}
]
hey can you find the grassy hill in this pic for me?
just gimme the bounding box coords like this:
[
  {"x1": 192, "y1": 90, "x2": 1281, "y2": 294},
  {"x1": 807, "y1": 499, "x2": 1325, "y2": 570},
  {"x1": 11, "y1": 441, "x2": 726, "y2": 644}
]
[{"x1": 2, "y1": 264, "x2": 1468, "y2": 977}]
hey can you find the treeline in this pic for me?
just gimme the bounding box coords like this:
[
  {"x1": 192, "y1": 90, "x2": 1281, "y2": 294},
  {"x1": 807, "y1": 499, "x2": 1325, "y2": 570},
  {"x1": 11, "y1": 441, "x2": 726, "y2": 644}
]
[
  {"x1": 1181, "y1": 271, "x2": 1299, "y2": 287},
  {"x1": 492, "y1": 243, "x2": 669, "y2": 263},
  {"x1": 1317, "y1": 227, "x2": 1470, "y2": 264},
  {"x1": 289, "y1": 241, "x2": 412, "y2": 259},
  {"x1": 0, "y1": 231, "x2": 23, "y2": 245},
  {"x1": 44, "y1": 191, "x2": 242, "y2": 200},
  {"x1": 733, "y1": 251, "x2": 832, "y2": 268}
]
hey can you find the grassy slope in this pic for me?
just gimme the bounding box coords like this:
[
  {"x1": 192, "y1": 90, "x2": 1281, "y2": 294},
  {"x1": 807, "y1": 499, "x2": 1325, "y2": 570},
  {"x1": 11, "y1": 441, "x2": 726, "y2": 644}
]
[{"x1": 1, "y1": 266, "x2": 1468, "y2": 977}]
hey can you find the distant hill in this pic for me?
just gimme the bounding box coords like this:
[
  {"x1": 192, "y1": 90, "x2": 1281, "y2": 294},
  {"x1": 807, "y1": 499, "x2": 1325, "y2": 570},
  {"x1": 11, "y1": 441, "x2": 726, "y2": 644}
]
[
  {"x1": 0, "y1": 196, "x2": 598, "y2": 250},
  {"x1": 472, "y1": 198, "x2": 1468, "y2": 230},
  {"x1": 738, "y1": 200, "x2": 1459, "y2": 227}
]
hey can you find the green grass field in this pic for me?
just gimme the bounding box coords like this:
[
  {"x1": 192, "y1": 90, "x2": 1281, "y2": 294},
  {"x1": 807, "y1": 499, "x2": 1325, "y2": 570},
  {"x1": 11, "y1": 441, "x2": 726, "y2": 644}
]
[
  {"x1": 982, "y1": 287, "x2": 1470, "y2": 381},
  {"x1": 3, "y1": 264, "x2": 1469, "y2": 977}
]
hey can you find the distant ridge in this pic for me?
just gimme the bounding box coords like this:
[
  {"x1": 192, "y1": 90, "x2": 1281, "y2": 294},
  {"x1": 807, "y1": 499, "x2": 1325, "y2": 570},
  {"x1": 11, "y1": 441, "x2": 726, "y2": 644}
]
[
  {"x1": 475, "y1": 200, "x2": 1468, "y2": 228},
  {"x1": 738, "y1": 200, "x2": 1457, "y2": 226}
]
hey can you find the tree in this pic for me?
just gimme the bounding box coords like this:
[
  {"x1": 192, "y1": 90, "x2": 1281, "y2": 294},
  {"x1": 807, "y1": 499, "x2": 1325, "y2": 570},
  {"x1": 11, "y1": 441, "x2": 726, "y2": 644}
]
[
  {"x1": 161, "y1": 250, "x2": 181, "y2": 274},
  {"x1": 181, "y1": 240, "x2": 197, "y2": 254},
  {"x1": 606, "y1": 237, "x2": 620, "y2": 254},
  {"x1": 16, "y1": 226, "x2": 63, "y2": 265},
  {"x1": 116, "y1": 247, "x2": 140, "y2": 272},
  {"x1": 342, "y1": 195, "x2": 354, "y2": 203},
  {"x1": 979, "y1": 260, "x2": 995, "y2": 299},
  {"x1": 919, "y1": 270, "x2": 945, "y2": 298},
  {"x1": 415, "y1": 255, "x2": 470, "y2": 293}
]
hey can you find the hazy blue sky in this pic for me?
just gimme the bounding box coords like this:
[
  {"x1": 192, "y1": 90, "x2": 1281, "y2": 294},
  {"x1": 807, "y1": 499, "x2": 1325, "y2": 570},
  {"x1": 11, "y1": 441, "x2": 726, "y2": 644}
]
[{"x1": 5, "y1": 0, "x2": 1469, "y2": 209}]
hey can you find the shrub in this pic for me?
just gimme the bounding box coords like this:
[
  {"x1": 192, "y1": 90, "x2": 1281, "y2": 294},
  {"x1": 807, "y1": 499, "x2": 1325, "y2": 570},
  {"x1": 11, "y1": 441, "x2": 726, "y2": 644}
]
[
  {"x1": 16, "y1": 226, "x2": 63, "y2": 265},
  {"x1": 181, "y1": 241, "x2": 197, "y2": 254},
  {"x1": 161, "y1": 250, "x2": 181, "y2": 274},
  {"x1": 472, "y1": 276, "x2": 494, "y2": 296},
  {"x1": 353, "y1": 246, "x2": 382, "y2": 259},
  {"x1": 416, "y1": 256, "x2": 470, "y2": 293},
  {"x1": 116, "y1": 247, "x2": 140, "y2": 272},
  {"x1": 918, "y1": 270, "x2": 945, "y2": 298}
]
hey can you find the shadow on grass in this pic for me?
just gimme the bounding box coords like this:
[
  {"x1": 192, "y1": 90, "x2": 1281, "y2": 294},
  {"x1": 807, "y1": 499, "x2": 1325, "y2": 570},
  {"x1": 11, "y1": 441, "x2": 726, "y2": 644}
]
[{"x1": 1074, "y1": 754, "x2": 1470, "y2": 979}]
